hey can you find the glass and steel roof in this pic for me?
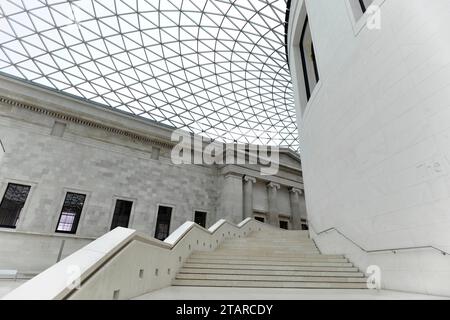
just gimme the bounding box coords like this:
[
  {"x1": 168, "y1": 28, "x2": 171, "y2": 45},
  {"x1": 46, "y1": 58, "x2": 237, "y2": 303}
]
[{"x1": 0, "y1": 0, "x2": 298, "y2": 150}]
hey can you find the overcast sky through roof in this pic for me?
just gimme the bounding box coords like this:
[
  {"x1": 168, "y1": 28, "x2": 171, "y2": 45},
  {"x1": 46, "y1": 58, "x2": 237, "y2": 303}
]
[{"x1": 0, "y1": 0, "x2": 298, "y2": 151}]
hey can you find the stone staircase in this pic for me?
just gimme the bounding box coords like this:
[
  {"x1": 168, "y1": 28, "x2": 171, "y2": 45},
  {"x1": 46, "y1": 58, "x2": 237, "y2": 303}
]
[{"x1": 173, "y1": 230, "x2": 367, "y2": 289}]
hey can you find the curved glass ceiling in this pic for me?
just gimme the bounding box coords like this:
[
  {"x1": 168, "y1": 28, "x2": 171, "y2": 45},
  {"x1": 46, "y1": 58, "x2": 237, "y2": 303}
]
[{"x1": 0, "y1": 0, "x2": 298, "y2": 150}]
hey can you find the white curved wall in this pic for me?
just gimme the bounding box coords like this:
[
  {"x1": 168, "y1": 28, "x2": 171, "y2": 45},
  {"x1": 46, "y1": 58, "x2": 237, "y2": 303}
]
[{"x1": 289, "y1": 0, "x2": 450, "y2": 296}]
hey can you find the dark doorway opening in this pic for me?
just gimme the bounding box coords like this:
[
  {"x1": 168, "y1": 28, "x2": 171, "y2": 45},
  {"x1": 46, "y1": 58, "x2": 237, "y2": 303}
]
[
  {"x1": 111, "y1": 199, "x2": 133, "y2": 230},
  {"x1": 194, "y1": 211, "x2": 207, "y2": 228},
  {"x1": 280, "y1": 220, "x2": 289, "y2": 230},
  {"x1": 155, "y1": 206, "x2": 172, "y2": 240}
]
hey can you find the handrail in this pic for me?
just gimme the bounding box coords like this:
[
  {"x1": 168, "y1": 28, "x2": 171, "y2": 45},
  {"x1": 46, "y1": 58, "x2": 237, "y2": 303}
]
[{"x1": 309, "y1": 223, "x2": 449, "y2": 256}]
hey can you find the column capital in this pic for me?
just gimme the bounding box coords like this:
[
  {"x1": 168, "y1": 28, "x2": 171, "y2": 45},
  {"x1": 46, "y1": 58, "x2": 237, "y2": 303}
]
[
  {"x1": 243, "y1": 175, "x2": 256, "y2": 184},
  {"x1": 224, "y1": 172, "x2": 243, "y2": 179},
  {"x1": 289, "y1": 187, "x2": 303, "y2": 195},
  {"x1": 266, "y1": 182, "x2": 280, "y2": 190}
]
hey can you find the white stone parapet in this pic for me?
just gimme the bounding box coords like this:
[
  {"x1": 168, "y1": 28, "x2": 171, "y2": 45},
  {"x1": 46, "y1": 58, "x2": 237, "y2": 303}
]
[{"x1": 3, "y1": 218, "x2": 277, "y2": 300}]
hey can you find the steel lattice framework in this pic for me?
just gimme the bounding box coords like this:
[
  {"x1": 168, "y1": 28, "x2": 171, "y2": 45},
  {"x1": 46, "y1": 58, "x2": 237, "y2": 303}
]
[{"x1": 0, "y1": 0, "x2": 298, "y2": 150}]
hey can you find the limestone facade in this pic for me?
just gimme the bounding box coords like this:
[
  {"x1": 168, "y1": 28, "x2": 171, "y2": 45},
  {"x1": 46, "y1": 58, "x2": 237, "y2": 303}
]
[{"x1": 0, "y1": 75, "x2": 306, "y2": 245}]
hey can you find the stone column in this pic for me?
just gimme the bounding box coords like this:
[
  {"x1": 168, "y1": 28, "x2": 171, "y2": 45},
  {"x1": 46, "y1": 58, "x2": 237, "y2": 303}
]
[
  {"x1": 217, "y1": 173, "x2": 244, "y2": 224},
  {"x1": 266, "y1": 182, "x2": 280, "y2": 227},
  {"x1": 289, "y1": 187, "x2": 303, "y2": 230},
  {"x1": 243, "y1": 176, "x2": 256, "y2": 219}
]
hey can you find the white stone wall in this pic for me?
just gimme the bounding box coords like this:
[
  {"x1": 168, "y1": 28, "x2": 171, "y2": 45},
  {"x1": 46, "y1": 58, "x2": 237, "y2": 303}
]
[
  {"x1": 289, "y1": 0, "x2": 450, "y2": 295},
  {"x1": 0, "y1": 230, "x2": 93, "y2": 273},
  {"x1": 0, "y1": 103, "x2": 218, "y2": 238},
  {"x1": 0, "y1": 75, "x2": 304, "y2": 273}
]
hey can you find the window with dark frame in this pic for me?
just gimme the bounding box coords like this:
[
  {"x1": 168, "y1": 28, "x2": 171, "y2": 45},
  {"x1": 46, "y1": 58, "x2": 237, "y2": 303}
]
[
  {"x1": 300, "y1": 16, "x2": 319, "y2": 101},
  {"x1": 280, "y1": 220, "x2": 289, "y2": 230},
  {"x1": 359, "y1": 0, "x2": 367, "y2": 12},
  {"x1": 110, "y1": 199, "x2": 133, "y2": 230},
  {"x1": 358, "y1": 0, "x2": 374, "y2": 13},
  {"x1": 255, "y1": 216, "x2": 265, "y2": 223},
  {"x1": 301, "y1": 219, "x2": 309, "y2": 231},
  {"x1": 0, "y1": 183, "x2": 31, "y2": 228},
  {"x1": 154, "y1": 206, "x2": 172, "y2": 241},
  {"x1": 194, "y1": 211, "x2": 207, "y2": 228},
  {"x1": 56, "y1": 192, "x2": 86, "y2": 234}
]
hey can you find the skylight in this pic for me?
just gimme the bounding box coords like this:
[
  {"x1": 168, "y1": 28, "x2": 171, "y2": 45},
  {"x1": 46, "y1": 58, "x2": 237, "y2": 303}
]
[{"x1": 0, "y1": 0, "x2": 298, "y2": 150}]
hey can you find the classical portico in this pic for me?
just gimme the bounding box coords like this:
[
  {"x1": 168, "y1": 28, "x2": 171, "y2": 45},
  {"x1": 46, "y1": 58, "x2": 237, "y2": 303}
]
[{"x1": 240, "y1": 171, "x2": 306, "y2": 229}]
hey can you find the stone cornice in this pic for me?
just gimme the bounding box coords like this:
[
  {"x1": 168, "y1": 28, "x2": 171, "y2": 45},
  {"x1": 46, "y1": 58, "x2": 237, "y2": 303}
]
[
  {"x1": 0, "y1": 95, "x2": 175, "y2": 149},
  {"x1": 223, "y1": 172, "x2": 244, "y2": 179},
  {"x1": 219, "y1": 164, "x2": 303, "y2": 189}
]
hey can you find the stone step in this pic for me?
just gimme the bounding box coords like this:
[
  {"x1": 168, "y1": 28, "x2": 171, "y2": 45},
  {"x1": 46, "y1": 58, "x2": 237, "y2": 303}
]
[
  {"x1": 192, "y1": 251, "x2": 342, "y2": 259},
  {"x1": 248, "y1": 232, "x2": 309, "y2": 237},
  {"x1": 246, "y1": 236, "x2": 311, "y2": 241},
  {"x1": 172, "y1": 279, "x2": 368, "y2": 289},
  {"x1": 183, "y1": 263, "x2": 360, "y2": 272},
  {"x1": 226, "y1": 238, "x2": 312, "y2": 243},
  {"x1": 250, "y1": 230, "x2": 309, "y2": 235},
  {"x1": 213, "y1": 249, "x2": 320, "y2": 255},
  {"x1": 175, "y1": 273, "x2": 366, "y2": 283},
  {"x1": 222, "y1": 242, "x2": 316, "y2": 247},
  {"x1": 185, "y1": 259, "x2": 353, "y2": 267},
  {"x1": 174, "y1": 229, "x2": 367, "y2": 290},
  {"x1": 221, "y1": 240, "x2": 316, "y2": 248},
  {"x1": 222, "y1": 240, "x2": 316, "y2": 248},
  {"x1": 179, "y1": 268, "x2": 365, "y2": 278},
  {"x1": 217, "y1": 246, "x2": 319, "y2": 251},
  {"x1": 188, "y1": 256, "x2": 349, "y2": 264},
  {"x1": 227, "y1": 244, "x2": 315, "y2": 249},
  {"x1": 219, "y1": 246, "x2": 318, "y2": 251}
]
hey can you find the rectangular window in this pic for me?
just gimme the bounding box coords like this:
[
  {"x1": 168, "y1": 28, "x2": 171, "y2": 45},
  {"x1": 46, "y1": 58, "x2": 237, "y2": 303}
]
[
  {"x1": 280, "y1": 221, "x2": 289, "y2": 230},
  {"x1": 151, "y1": 147, "x2": 160, "y2": 160},
  {"x1": 300, "y1": 16, "x2": 319, "y2": 101},
  {"x1": 0, "y1": 183, "x2": 31, "y2": 228},
  {"x1": 255, "y1": 216, "x2": 265, "y2": 223},
  {"x1": 194, "y1": 211, "x2": 207, "y2": 228},
  {"x1": 301, "y1": 219, "x2": 309, "y2": 231},
  {"x1": 349, "y1": 0, "x2": 375, "y2": 20},
  {"x1": 154, "y1": 206, "x2": 172, "y2": 241},
  {"x1": 110, "y1": 199, "x2": 133, "y2": 230},
  {"x1": 358, "y1": 0, "x2": 374, "y2": 13},
  {"x1": 56, "y1": 192, "x2": 86, "y2": 234}
]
